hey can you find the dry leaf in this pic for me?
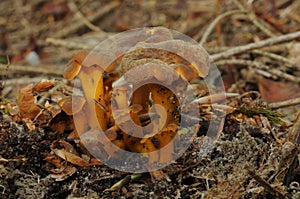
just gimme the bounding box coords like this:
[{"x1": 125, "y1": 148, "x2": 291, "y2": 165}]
[
  {"x1": 50, "y1": 164, "x2": 77, "y2": 182},
  {"x1": 52, "y1": 149, "x2": 89, "y2": 167},
  {"x1": 258, "y1": 77, "x2": 300, "y2": 102},
  {"x1": 90, "y1": 158, "x2": 103, "y2": 166},
  {"x1": 45, "y1": 153, "x2": 63, "y2": 168},
  {"x1": 17, "y1": 84, "x2": 41, "y2": 120},
  {"x1": 33, "y1": 80, "x2": 54, "y2": 92}
]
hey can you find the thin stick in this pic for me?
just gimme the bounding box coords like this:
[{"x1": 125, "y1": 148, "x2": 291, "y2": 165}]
[
  {"x1": 214, "y1": 0, "x2": 221, "y2": 46},
  {"x1": 207, "y1": 43, "x2": 290, "y2": 54},
  {"x1": 268, "y1": 97, "x2": 300, "y2": 109},
  {"x1": 53, "y1": 1, "x2": 120, "y2": 38},
  {"x1": 251, "y1": 50, "x2": 296, "y2": 66},
  {"x1": 247, "y1": 167, "x2": 285, "y2": 199},
  {"x1": 37, "y1": 81, "x2": 64, "y2": 105},
  {"x1": 199, "y1": 10, "x2": 246, "y2": 45},
  {"x1": 0, "y1": 63, "x2": 64, "y2": 76},
  {"x1": 5, "y1": 77, "x2": 50, "y2": 86},
  {"x1": 232, "y1": 0, "x2": 276, "y2": 37},
  {"x1": 267, "y1": 68, "x2": 300, "y2": 83},
  {"x1": 13, "y1": 0, "x2": 32, "y2": 35},
  {"x1": 288, "y1": 110, "x2": 300, "y2": 144},
  {"x1": 68, "y1": 2, "x2": 103, "y2": 33},
  {"x1": 46, "y1": 37, "x2": 94, "y2": 50},
  {"x1": 215, "y1": 59, "x2": 300, "y2": 83},
  {"x1": 211, "y1": 31, "x2": 300, "y2": 61},
  {"x1": 250, "y1": 15, "x2": 276, "y2": 37}
]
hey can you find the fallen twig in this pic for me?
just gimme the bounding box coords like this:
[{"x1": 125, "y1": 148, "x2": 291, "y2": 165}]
[
  {"x1": 232, "y1": 0, "x2": 277, "y2": 37},
  {"x1": 207, "y1": 43, "x2": 290, "y2": 54},
  {"x1": 211, "y1": 31, "x2": 300, "y2": 61},
  {"x1": 37, "y1": 81, "x2": 64, "y2": 105},
  {"x1": 46, "y1": 37, "x2": 94, "y2": 50},
  {"x1": 215, "y1": 59, "x2": 300, "y2": 83},
  {"x1": 199, "y1": 10, "x2": 246, "y2": 45},
  {"x1": 268, "y1": 97, "x2": 300, "y2": 109},
  {"x1": 68, "y1": 2, "x2": 104, "y2": 33},
  {"x1": 53, "y1": 1, "x2": 120, "y2": 38},
  {"x1": 5, "y1": 77, "x2": 50, "y2": 86},
  {"x1": 0, "y1": 64, "x2": 64, "y2": 76},
  {"x1": 288, "y1": 110, "x2": 300, "y2": 144},
  {"x1": 247, "y1": 166, "x2": 285, "y2": 199},
  {"x1": 251, "y1": 50, "x2": 296, "y2": 67}
]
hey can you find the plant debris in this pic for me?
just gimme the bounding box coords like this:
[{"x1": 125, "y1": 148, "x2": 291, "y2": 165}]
[{"x1": 0, "y1": 0, "x2": 300, "y2": 198}]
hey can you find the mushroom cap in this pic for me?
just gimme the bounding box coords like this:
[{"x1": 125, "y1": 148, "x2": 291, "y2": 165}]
[
  {"x1": 63, "y1": 51, "x2": 88, "y2": 80},
  {"x1": 120, "y1": 40, "x2": 210, "y2": 82},
  {"x1": 59, "y1": 96, "x2": 86, "y2": 115},
  {"x1": 122, "y1": 61, "x2": 179, "y2": 86},
  {"x1": 137, "y1": 40, "x2": 210, "y2": 78}
]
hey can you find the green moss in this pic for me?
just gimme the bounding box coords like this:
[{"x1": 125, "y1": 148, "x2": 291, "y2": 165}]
[
  {"x1": 234, "y1": 107, "x2": 281, "y2": 123},
  {"x1": 0, "y1": 97, "x2": 10, "y2": 115},
  {"x1": 0, "y1": 97, "x2": 9, "y2": 103},
  {"x1": 0, "y1": 56, "x2": 7, "y2": 64}
]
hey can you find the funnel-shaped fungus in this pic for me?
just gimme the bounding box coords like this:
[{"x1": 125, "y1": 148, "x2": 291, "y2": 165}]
[
  {"x1": 64, "y1": 27, "x2": 212, "y2": 167},
  {"x1": 63, "y1": 51, "x2": 107, "y2": 132}
]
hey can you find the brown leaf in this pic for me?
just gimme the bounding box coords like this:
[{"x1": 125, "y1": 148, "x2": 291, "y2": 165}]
[
  {"x1": 50, "y1": 165, "x2": 77, "y2": 182},
  {"x1": 52, "y1": 149, "x2": 89, "y2": 167},
  {"x1": 45, "y1": 153, "x2": 63, "y2": 168},
  {"x1": 17, "y1": 84, "x2": 41, "y2": 120},
  {"x1": 258, "y1": 77, "x2": 300, "y2": 102},
  {"x1": 33, "y1": 80, "x2": 54, "y2": 92},
  {"x1": 49, "y1": 111, "x2": 74, "y2": 133},
  {"x1": 90, "y1": 158, "x2": 103, "y2": 166},
  {"x1": 53, "y1": 140, "x2": 78, "y2": 154}
]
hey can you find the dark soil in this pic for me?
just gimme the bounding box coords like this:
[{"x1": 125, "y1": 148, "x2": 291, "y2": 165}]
[{"x1": 1, "y1": 0, "x2": 300, "y2": 198}]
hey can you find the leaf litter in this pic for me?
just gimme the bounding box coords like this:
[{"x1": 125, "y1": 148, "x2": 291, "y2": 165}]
[{"x1": 0, "y1": 0, "x2": 300, "y2": 198}]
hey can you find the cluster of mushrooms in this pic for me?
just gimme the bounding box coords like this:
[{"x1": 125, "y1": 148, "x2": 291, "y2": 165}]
[{"x1": 63, "y1": 27, "x2": 214, "y2": 167}]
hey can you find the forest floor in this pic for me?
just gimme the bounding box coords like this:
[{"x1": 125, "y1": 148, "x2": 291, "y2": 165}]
[{"x1": 0, "y1": 0, "x2": 300, "y2": 198}]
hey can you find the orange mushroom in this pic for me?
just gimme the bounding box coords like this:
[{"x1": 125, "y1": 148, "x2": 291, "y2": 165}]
[
  {"x1": 63, "y1": 51, "x2": 107, "y2": 133},
  {"x1": 64, "y1": 27, "x2": 212, "y2": 166},
  {"x1": 108, "y1": 39, "x2": 210, "y2": 163}
]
